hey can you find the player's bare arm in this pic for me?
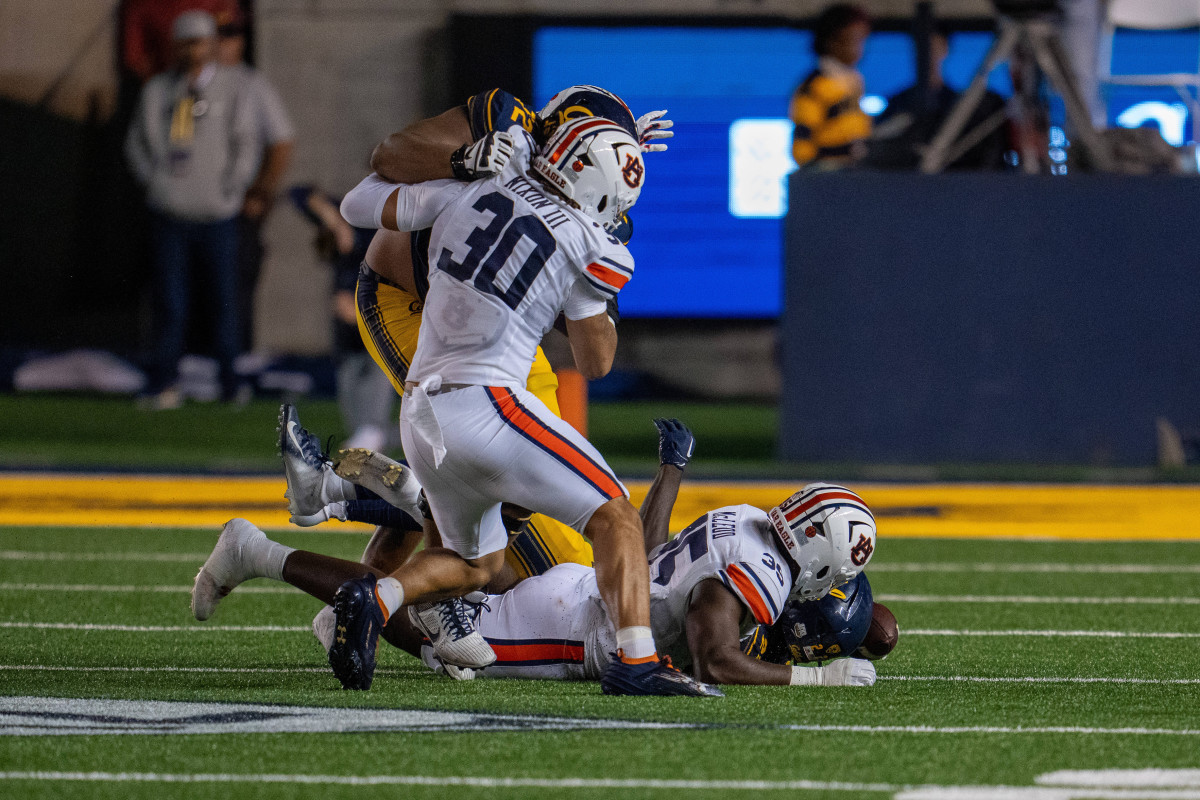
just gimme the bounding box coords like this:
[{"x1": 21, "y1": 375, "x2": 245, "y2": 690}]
[
  {"x1": 639, "y1": 418, "x2": 697, "y2": 555},
  {"x1": 564, "y1": 312, "x2": 617, "y2": 380},
  {"x1": 371, "y1": 106, "x2": 473, "y2": 183},
  {"x1": 686, "y1": 579, "x2": 795, "y2": 686}
]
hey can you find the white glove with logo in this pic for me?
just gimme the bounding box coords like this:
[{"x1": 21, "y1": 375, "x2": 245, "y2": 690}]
[
  {"x1": 451, "y1": 130, "x2": 516, "y2": 180},
  {"x1": 790, "y1": 658, "x2": 876, "y2": 687},
  {"x1": 636, "y1": 110, "x2": 674, "y2": 153}
]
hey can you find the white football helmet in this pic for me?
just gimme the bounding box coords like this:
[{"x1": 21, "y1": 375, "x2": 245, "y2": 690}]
[
  {"x1": 767, "y1": 483, "x2": 877, "y2": 601},
  {"x1": 531, "y1": 116, "x2": 645, "y2": 231}
]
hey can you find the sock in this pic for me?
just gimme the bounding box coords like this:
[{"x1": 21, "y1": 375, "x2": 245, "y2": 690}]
[
  {"x1": 253, "y1": 537, "x2": 295, "y2": 582},
  {"x1": 616, "y1": 626, "x2": 657, "y2": 663},
  {"x1": 374, "y1": 576, "x2": 404, "y2": 624},
  {"x1": 321, "y1": 472, "x2": 361, "y2": 504},
  {"x1": 343, "y1": 500, "x2": 421, "y2": 530}
]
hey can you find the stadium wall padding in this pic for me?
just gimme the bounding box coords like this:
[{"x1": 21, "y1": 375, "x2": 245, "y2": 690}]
[{"x1": 780, "y1": 172, "x2": 1200, "y2": 465}]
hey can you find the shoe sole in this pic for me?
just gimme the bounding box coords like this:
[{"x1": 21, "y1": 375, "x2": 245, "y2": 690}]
[
  {"x1": 328, "y1": 584, "x2": 378, "y2": 691},
  {"x1": 333, "y1": 449, "x2": 422, "y2": 519}
]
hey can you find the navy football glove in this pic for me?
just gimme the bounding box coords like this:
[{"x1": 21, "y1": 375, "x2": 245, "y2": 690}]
[{"x1": 654, "y1": 418, "x2": 695, "y2": 470}]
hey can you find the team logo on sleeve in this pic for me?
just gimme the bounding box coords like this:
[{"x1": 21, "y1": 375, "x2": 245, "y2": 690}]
[{"x1": 621, "y1": 154, "x2": 644, "y2": 188}]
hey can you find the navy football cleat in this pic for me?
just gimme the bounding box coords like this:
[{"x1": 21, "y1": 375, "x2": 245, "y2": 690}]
[
  {"x1": 600, "y1": 653, "x2": 724, "y2": 697},
  {"x1": 328, "y1": 574, "x2": 384, "y2": 691}
]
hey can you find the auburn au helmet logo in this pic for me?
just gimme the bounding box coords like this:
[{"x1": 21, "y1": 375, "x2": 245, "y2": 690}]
[
  {"x1": 850, "y1": 533, "x2": 874, "y2": 566},
  {"x1": 622, "y1": 154, "x2": 644, "y2": 188}
]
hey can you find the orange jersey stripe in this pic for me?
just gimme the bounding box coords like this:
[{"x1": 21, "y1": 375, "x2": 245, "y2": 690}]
[
  {"x1": 586, "y1": 262, "x2": 630, "y2": 291},
  {"x1": 726, "y1": 564, "x2": 773, "y2": 624},
  {"x1": 487, "y1": 388, "x2": 623, "y2": 499}
]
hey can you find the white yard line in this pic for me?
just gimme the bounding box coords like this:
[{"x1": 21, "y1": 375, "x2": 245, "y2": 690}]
[
  {"x1": 0, "y1": 551, "x2": 208, "y2": 562},
  {"x1": 871, "y1": 562, "x2": 1200, "y2": 574},
  {"x1": 880, "y1": 594, "x2": 1200, "y2": 605},
  {"x1": 0, "y1": 772, "x2": 902, "y2": 791},
  {"x1": 0, "y1": 622, "x2": 306, "y2": 632},
  {"x1": 904, "y1": 629, "x2": 1200, "y2": 638},
  {"x1": 880, "y1": 675, "x2": 1200, "y2": 685},
  {"x1": 0, "y1": 583, "x2": 293, "y2": 594},
  {"x1": 2, "y1": 664, "x2": 1193, "y2": 686}
]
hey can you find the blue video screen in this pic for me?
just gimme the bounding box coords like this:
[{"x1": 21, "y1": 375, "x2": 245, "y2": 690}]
[{"x1": 533, "y1": 26, "x2": 1199, "y2": 318}]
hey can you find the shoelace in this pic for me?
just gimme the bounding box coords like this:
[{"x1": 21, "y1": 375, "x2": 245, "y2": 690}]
[
  {"x1": 437, "y1": 599, "x2": 477, "y2": 641},
  {"x1": 295, "y1": 425, "x2": 332, "y2": 467}
]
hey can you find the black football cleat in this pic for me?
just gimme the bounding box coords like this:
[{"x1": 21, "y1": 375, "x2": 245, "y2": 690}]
[
  {"x1": 600, "y1": 653, "x2": 724, "y2": 697},
  {"x1": 328, "y1": 574, "x2": 384, "y2": 690}
]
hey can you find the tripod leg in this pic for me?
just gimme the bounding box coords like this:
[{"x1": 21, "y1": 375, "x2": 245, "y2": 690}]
[
  {"x1": 1033, "y1": 28, "x2": 1115, "y2": 172},
  {"x1": 920, "y1": 21, "x2": 1020, "y2": 173}
]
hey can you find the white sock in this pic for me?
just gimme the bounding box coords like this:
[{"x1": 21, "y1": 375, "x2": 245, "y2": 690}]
[
  {"x1": 252, "y1": 537, "x2": 294, "y2": 582},
  {"x1": 615, "y1": 626, "x2": 656, "y2": 661},
  {"x1": 374, "y1": 576, "x2": 404, "y2": 621},
  {"x1": 321, "y1": 471, "x2": 359, "y2": 504},
  {"x1": 790, "y1": 665, "x2": 825, "y2": 686}
]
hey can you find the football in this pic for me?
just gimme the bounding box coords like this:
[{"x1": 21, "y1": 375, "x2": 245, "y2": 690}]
[{"x1": 855, "y1": 602, "x2": 899, "y2": 660}]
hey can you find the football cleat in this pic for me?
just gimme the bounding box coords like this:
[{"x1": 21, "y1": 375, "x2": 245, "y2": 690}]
[
  {"x1": 333, "y1": 448, "x2": 424, "y2": 523},
  {"x1": 312, "y1": 605, "x2": 336, "y2": 654},
  {"x1": 408, "y1": 598, "x2": 496, "y2": 669},
  {"x1": 191, "y1": 518, "x2": 268, "y2": 621},
  {"x1": 600, "y1": 653, "x2": 724, "y2": 697},
  {"x1": 279, "y1": 403, "x2": 351, "y2": 520},
  {"x1": 328, "y1": 575, "x2": 385, "y2": 691}
]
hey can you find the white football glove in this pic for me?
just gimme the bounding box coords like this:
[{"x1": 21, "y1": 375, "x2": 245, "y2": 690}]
[
  {"x1": 452, "y1": 130, "x2": 515, "y2": 180},
  {"x1": 636, "y1": 110, "x2": 674, "y2": 153},
  {"x1": 790, "y1": 658, "x2": 876, "y2": 687},
  {"x1": 823, "y1": 658, "x2": 877, "y2": 687}
]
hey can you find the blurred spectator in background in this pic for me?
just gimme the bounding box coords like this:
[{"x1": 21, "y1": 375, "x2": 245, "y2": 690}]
[
  {"x1": 120, "y1": 0, "x2": 241, "y2": 90},
  {"x1": 218, "y1": 12, "x2": 295, "y2": 353},
  {"x1": 289, "y1": 187, "x2": 397, "y2": 452},
  {"x1": 790, "y1": 3, "x2": 873, "y2": 170},
  {"x1": 867, "y1": 25, "x2": 1009, "y2": 171},
  {"x1": 124, "y1": 11, "x2": 260, "y2": 408}
]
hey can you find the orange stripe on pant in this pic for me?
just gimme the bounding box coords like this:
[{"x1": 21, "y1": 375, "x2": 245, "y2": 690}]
[
  {"x1": 486, "y1": 387, "x2": 623, "y2": 500},
  {"x1": 489, "y1": 642, "x2": 585, "y2": 663}
]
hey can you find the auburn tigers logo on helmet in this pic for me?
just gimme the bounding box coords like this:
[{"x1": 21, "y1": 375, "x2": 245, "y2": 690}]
[
  {"x1": 850, "y1": 531, "x2": 874, "y2": 566},
  {"x1": 621, "y1": 154, "x2": 644, "y2": 188}
]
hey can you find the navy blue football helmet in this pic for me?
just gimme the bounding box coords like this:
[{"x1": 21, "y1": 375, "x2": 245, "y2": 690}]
[
  {"x1": 776, "y1": 572, "x2": 874, "y2": 664},
  {"x1": 538, "y1": 85, "x2": 638, "y2": 142}
]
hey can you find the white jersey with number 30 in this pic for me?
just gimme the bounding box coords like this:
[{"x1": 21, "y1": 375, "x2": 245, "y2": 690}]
[
  {"x1": 403, "y1": 135, "x2": 635, "y2": 388},
  {"x1": 646, "y1": 504, "x2": 794, "y2": 666}
]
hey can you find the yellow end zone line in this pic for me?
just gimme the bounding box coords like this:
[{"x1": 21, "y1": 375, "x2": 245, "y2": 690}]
[{"x1": 1, "y1": 473, "x2": 1198, "y2": 540}]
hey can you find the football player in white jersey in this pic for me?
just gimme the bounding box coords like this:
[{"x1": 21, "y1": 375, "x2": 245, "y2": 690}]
[
  {"x1": 195, "y1": 118, "x2": 717, "y2": 697},
  {"x1": 322, "y1": 419, "x2": 879, "y2": 687}
]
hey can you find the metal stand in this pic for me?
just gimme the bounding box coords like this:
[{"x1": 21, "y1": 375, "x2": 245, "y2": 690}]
[{"x1": 919, "y1": 13, "x2": 1114, "y2": 173}]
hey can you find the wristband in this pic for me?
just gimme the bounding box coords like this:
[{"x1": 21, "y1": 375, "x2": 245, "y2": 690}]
[
  {"x1": 450, "y1": 145, "x2": 470, "y2": 180},
  {"x1": 790, "y1": 665, "x2": 823, "y2": 686}
]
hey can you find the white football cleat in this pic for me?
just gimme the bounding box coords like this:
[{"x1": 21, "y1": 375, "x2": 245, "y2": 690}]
[
  {"x1": 192, "y1": 518, "x2": 269, "y2": 621},
  {"x1": 333, "y1": 448, "x2": 424, "y2": 522},
  {"x1": 279, "y1": 404, "x2": 355, "y2": 518},
  {"x1": 408, "y1": 598, "x2": 496, "y2": 669},
  {"x1": 312, "y1": 605, "x2": 336, "y2": 654}
]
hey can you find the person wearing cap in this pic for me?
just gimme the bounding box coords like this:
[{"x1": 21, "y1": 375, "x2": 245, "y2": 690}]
[{"x1": 124, "y1": 10, "x2": 260, "y2": 407}]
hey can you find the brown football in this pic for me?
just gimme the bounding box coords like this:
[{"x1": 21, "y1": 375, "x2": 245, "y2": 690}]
[{"x1": 856, "y1": 602, "x2": 898, "y2": 660}]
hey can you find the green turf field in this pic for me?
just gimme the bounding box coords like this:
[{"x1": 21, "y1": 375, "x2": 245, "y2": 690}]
[{"x1": 2, "y1": 526, "x2": 1198, "y2": 799}]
